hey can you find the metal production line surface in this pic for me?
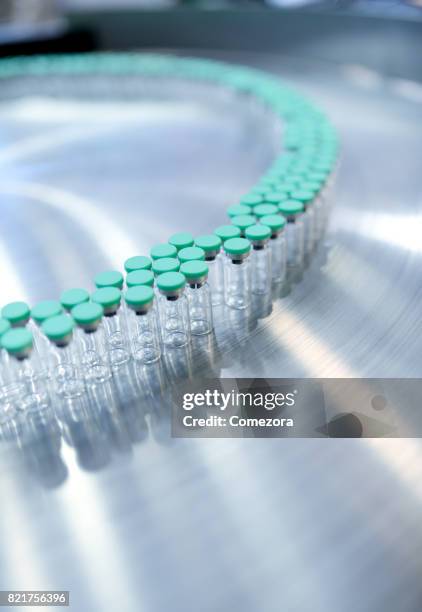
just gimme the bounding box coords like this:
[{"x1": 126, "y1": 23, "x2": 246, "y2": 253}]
[{"x1": 0, "y1": 51, "x2": 421, "y2": 612}]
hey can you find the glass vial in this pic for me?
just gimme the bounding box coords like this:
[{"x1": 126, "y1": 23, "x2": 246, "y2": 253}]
[
  {"x1": 278, "y1": 200, "x2": 305, "y2": 267},
  {"x1": 91, "y1": 287, "x2": 129, "y2": 354},
  {"x1": 0, "y1": 328, "x2": 49, "y2": 398},
  {"x1": 245, "y1": 224, "x2": 272, "y2": 295},
  {"x1": 260, "y1": 214, "x2": 287, "y2": 284},
  {"x1": 71, "y1": 302, "x2": 106, "y2": 369},
  {"x1": 42, "y1": 314, "x2": 81, "y2": 390},
  {"x1": 223, "y1": 237, "x2": 252, "y2": 310},
  {"x1": 156, "y1": 271, "x2": 190, "y2": 348},
  {"x1": 125, "y1": 286, "x2": 161, "y2": 364},
  {"x1": 194, "y1": 234, "x2": 224, "y2": 306},
  {"x1": 180, "y1": 261, "x2": 213, "y2": 336}
]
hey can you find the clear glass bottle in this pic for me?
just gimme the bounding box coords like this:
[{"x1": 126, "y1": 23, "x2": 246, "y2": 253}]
[
  {"x1": 290, "y1": 188, "x2": 317, "y2": 255},
  {"x1": 180, "y1": 261, "x2": 213, "y2": 335},
  {"x1": 0, "y1": 328, "x2": 50, "y2": 398},
  {"x1": 278, "y1": 200, "x2": 305, "y2": 267},
  {"x1": 91, "y1": 286, "x2": 130, "y2": 357},
  {"x1": 156, "y1": 271, "x2": 190, "y2": 348},
  {"x1": 30, "y1": 299, "x2": 63, "y2": 361},
  {"x1": 260, "y1": 214, "x2": 287, "y2": 284},
  {"x1": 41, "y1": 314, "x2": 81, "y2": 390},
  {"x1": 71, "y1": 302, "x2": 107, "y2": 369},
  {"x1": 125, "y1": 286, "x2": 161, "y2": 363},
  {"x1": 245, "y1": 224, "x2": 272, "y2": 295},
  {"x1": 195, "y1": 234, "x2": 224, "y2": 306},
  {"x1": 223, "y1": 237, "x2": 251, "y2": 310}
]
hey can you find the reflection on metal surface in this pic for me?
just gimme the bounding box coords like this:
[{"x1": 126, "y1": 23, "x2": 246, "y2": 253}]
[{"x1": 0, "y1": 53, "x2": 422, "y2": 612}]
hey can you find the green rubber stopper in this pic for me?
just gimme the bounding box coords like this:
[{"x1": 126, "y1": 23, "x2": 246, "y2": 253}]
[
  {"x1": 94, "y1": 270, "x2": 124, "y2": 289},
  {"x1": 254, "y1": 204, "x2": 279, "y2": 219},
  {"x1": 150, "y1": 244, "x2": 177, "y2": 260},
  {"x1": 60, "y1": 288, "x2": 90, "y2": 312},
  {"x1": 124, "y1": 256, "x2": 152, "y2": 273},
  {"x1": 168, "y1": 232, "x2": 194, "y2": 251},
  {"x1": 278, "y1": 199, "x2": 305, "y2": 216},
  {"x1": 31, "y1": 300, "x2": 62, "y2": 324},
  {"x1": 194, "y1": 234, "x2": 222, "y2": 252},
  {"x1": 260, "y1": 214, "x2": 287, "y2": 232},
  {"x1": 91, "y1": 287, "x2": 121, "y2": 308},
  {"x1": 157, "y1": 271, "x2": 186, "y2": 293},
  {"x1": 125, "y1": 286, "x2": 154, "y2": 309},
  {"x1": 1, "y1": 328, "x2": 33, "y2": 354},
  {"x1": 245, "y1": 224, "x2": 272, "y2": 242},
  {"x1": 231, "y1": 214, "x2": 256, "y2": 232},
  {"x1": 240, "y1": 193, "x2": 263, "y2": 208},
  {"x1": 2, "y1": 301, "x2": 30, "y2": 326},
  {"x1": 71, "y1": 302, "x2": 104, "y2": 326},
  {"x1": 264, "y1": 191, "x2": 290, "y2": 205},
  {"x1": 178, "y1": 246, "x2": 205, "y2": 264},
  {"x1": 227, "y1": 204, "x2": 251, "y2": 218},
  {"x1": 152, "y1": 257, "x2": 180, "y2": 275},
  {"x1": 224, "y1": 237, "x2": 251, "y2": 256},
  {"x1": 214, "y1": 225, "x2": 241, "y2": 242},
  {"x1": 289, "y1": 189, "x2": 315, "y2": 204},
  {"x1": 180, "y1": 260, "x2": 209, "y2": 281},
  {"x1": 42, "y1": 314, "x2": 74, "y2": 342},
  {"x1": 126, "y1": 269, "x2": 155, "y2": 288}
]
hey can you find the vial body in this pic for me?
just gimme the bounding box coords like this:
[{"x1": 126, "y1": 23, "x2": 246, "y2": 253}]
[
  {"x1": 250, "y1": 244, "x2": 272, "y2": 295},
  {"x1": 303, "y1": 204, "x2": 316, "y2": 255},
  {"x1": 285, "y1": 216, "x2": 305, "y2": 267},
  {"x1": 206, "y1": 255, "x2": 224, "y2": 306},
  {"x1": 313, "y1": 195, "x2": 324, "y2": 241},
  {"x1": 126, "y1": 307, "x2": 161, "y2": 363},
  {"x1": 186, "y1": 283, "x2": 213, "y2": 336},
  {"x1": 8, "y1": 350, "x2": 50, "y2": 398},
  {"x1": 76, "y1": 327, "x2": 106, "y2": 368},
  {"x1": 102, "y1": 311, "x2": 128, "y2": 351},
  {"x1": 269, "y1": 232, "x2": 287, "y2": 284},
  {"x1": 224, "y1": 256, "x2": 251, "y2": 310},
  {"x1": 49, "y1": 342, "x2": 81, "y2": 387},
  {"x1": 158, "y1": 293, "x2": 190, "y2": 348}
]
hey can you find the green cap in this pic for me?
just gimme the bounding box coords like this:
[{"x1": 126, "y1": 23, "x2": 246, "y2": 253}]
[
  {"x1": 126, "y1": 269, "x2": 155, "y2": 288},
  {"x1": 94, "y1": 270, "x2": 124, "y2": 289},
  {"x1": 150, "y1": 244, "x2": 177, "y2": 260},
  {"x1": 168, "y1": 232, "x2": 194, "y2": 251},
  {"x1": 1, "y1": 328, "x2": 33, "y2": 355},
  {"x1": 31, "y1": 300, "x2": 62, "y2": 324},
  {"x1": 0, "y1": 318, "x2": 11, "y2": 337},
  {"x1": 227, "y1": 204, "x2": 251, "y2": 218},
  {"x1": 240, "y1": 193, "x2": 263, "y2": 208},
  {"x1": 278, "y1": 199, "x2": 305, "y2": 216},
  {"x1": 124, "y1": 256, "x2": 152, "y2": 273},
  {"x1": 42, "y1": 314, "x2": 74, "y2": 342},
  {"x1": 157, "y1": 271, "x2": 186, "y2": 293},
  {"x1": 180, "y1": 260, "x2": 209, "y2": 282},
  {"x1": 260, "y1": 214, "x2": 286, "y2": 232},
  {"x1": 300, "y1": 180, "x2": 323, "y2": 193},
  {"x1": 224, "y1": 237, "x2": 251, "y2": 257},
  {"x1": 194, "y1": 234, "x2": 222, "y2": 253},
  {"x1": 2, "y1": 301, "x2": 30, "y2": 326},
  {"x1": 60, "y1": 288, "x2": 90, "y2": 311},
  {"x1": 264, "y1": 191, "x2": 290, "y2": 205},
  {"x1": 92, "y1": 287, "x2": 121, "y2": 309},
  {"x1": 215, "y1": 225, "x2": 241, "y2": 242},
  {"x1": 152, "y1": 257, "x2": 180, "y2": 275},
  {"x1": 178, "y1": 246, "x2": 205, "y2": 264},
  {"x1": 231, "y1": 214, "x2": 256, "y2": 232},
  {"x1": 245, "y1": 224, "x2": 271, "y2": 242},
  {"x1": 289, "y1": 189, "x2": 315, "y2": 205},
  {"x1": 72, "y1": 302, "x2": 104, "y2": 327},
  {"x1": 125, "y1": 286, "x2": 154, "y2": 310},
  {"x1": 254, "y1": 204, "x2": 279, "y2": 219}
]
